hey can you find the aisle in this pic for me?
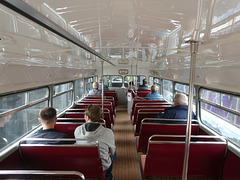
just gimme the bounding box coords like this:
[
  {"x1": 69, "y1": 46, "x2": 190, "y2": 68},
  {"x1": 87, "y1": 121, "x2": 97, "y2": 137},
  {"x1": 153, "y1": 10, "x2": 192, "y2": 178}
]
[{"x1": 112, "y1": 105, "x2": 141, "y2": 180}]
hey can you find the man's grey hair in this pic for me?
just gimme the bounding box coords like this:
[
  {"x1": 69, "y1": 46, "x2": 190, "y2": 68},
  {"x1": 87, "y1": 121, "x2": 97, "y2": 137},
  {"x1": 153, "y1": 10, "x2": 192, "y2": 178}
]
[
  {"x1": 151, "y1": 85, "x2": 158, "y2": 92},
  {"x1": 174, "y1": 93, "x2": 188, "y2": 105}
]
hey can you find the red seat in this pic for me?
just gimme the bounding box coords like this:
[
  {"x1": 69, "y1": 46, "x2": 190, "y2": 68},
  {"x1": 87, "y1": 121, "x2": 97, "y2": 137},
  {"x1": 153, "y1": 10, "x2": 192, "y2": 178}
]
[
  {"x1": 132, "y1": 104, "x2": 171, "y2": 124},
  {"x1": 136, "y1": 119, "x2": 199, "y2": 153},
  {"x1": 55, "y1": 121, "x2": 106, "y2": 138},
  {"x1": 131, "y1": 99, "x2": 170, "y2": 119},
  {"x1": 140, "y1": 135, "x2": 227, "y2": 179},
  {"x1": 75, "y1": 103, "x2": 115, "y2": 125},
  {"x1": 136, "y1": 90, "x2": 151, "y2": 97},
  {"x1": 61, "y1": 109, "x2": 112, "y2": 129},
  {"x1": 19, "y1": 140, "x2": 105, "y2": 179},
  {"x1": 133, "y1": 109, "x2": 165, "y2": 135},
  {"x1": 104, "y1": 91, "x2": 118, "y2": 106}
]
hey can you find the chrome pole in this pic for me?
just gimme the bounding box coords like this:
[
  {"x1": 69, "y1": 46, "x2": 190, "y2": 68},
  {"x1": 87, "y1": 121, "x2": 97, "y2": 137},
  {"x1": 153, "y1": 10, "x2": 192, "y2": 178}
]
[
  {"x1": 182, "y1": 41, "x2": 198, "y2": 180},
  {"x1": 182, "y1": 0, "x2": 202, "y2": 178},
  {"x1": 131, "y1": 60, "x2": 133, "y2": 89},
  {"x1": 135, "y1": 60, "x2": 138, "y2": 89},
  {"x1": 101, "y1": 61, "x2": 104, "y2": 117}
]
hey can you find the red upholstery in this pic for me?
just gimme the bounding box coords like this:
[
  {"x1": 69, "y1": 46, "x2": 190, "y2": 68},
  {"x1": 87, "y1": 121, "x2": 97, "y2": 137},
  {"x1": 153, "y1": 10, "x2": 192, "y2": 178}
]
[
  {"x1": 104, "y1": 91, "x2": 118, "y2": 106},
  {"x1": 136, "y1": 90, "x2": 151, "y2": 97},
  {"x1": 75, "y1": 103, "x2": 115, "y2": 125},
  {"x1": 77, "y1": 101, "x2": 115, "y2": 116},
  {"x1": 63, "y1": 112, "x2": 85, "y2": 118},
  {"x1": 131, "y1": 99, "x2": 170, "y2": 118},
  {"x1": 222, "y1": 150, "x2": 240, "y2": 180},
  {"x1": 82, "y1": 98, "x2": 115, "y2": 106},
  {"x1": 65, "y1": 108, "x2": 85, "y2": 112},
  {"x1": 55, "y1": 122, "x2": 83, "y2": 138},
  {"x1": 136, "y1": 119, "x2": 199, "y2": 153},
  {"x1": 61, "y1": 110, "x2": 111, "y2": 129},
  {"x1": 19, "y1": 141, "x2": 105, "y2": 179},
  {"x1": 132, "y1": 104, "x2": 171, "y2": 124},
  {"x1": 57, "y1": 117, "x2": 85, "y2": 122},
  {"x1": 140, "y1": 135, "x2": 227, "y2": 179},
  {"x1": 134, "y1": 109, "x2": 165, "y2": 135},
  {"x1": 55, "y1": 121, "x2": 106, "y2": 138}
]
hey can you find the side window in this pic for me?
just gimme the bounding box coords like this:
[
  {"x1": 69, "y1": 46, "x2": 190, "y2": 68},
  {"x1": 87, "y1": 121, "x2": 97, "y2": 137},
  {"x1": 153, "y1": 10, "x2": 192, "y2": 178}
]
[
  {"x1": 75, "y1": 79, "x2": 85, "y2": 101},
  {"x1": 53, "y1": 82, "x2": 73, "y2": 113},
  {"x1": 200, "y1": 89, "x2": 240, "y2": 147},
  {"x1": 175, "y1": 83, "x2": 196, "y2": 113},
  {"x1": 0, "y1": 88, "x2": 49, "y2": 150},
  {"x1": 163, "y1": 80, "x2": 173, "y2": 102}
]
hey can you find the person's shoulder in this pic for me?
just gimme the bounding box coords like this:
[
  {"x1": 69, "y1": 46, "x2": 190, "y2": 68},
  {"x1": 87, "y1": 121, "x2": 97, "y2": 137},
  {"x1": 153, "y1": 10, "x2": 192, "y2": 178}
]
[{"x1": 102, "y1": 126, "x2": 114, "y2": 135}]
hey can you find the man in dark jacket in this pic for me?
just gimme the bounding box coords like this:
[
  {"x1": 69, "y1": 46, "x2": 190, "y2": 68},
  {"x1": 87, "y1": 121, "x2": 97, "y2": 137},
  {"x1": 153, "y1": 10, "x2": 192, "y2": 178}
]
[
  {"x1": 138, "y1": 79, "x2": 149, "y2": 90},
  {"x1": 27, "y1": 107, "x2": 71, "y2": 144},
  {"x1": 156, "y1": 93, "x2": 196, "y2": 122}
]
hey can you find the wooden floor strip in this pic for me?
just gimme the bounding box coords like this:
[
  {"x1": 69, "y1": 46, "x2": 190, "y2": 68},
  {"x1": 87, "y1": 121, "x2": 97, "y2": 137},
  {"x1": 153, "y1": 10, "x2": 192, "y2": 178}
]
[{"x1": 112, "y1": 105, "x2": 141, "y2": 180}]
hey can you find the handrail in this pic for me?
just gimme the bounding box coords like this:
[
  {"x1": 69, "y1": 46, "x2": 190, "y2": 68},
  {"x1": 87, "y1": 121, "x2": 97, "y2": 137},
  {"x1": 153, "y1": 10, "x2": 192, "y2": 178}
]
[{"x1": 0, "y1": 170, "x2": 85, "y2": 179}]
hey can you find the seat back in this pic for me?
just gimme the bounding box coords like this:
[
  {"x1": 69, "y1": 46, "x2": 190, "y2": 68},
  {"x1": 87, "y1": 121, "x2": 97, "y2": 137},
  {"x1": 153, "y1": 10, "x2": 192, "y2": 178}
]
[
  {"x1": 136, "y1": 119, "x2": 199, "y2": 152},
  {"x1": 19, "y1": 140, "x2": 104, "y2": 179},
  {"x1": 136, "y1": 90, "x2": 151, "y2": 97},
  {"x1": 134, "y1": 110, "x2": 165, "y2": 135},
  {"x1": 141, "y1": 135, "x2": 227, "y2": 178},
  {"x1": 75, "y1": 103, "x2": 114, "y2": 124},
  {"x1": 104, "y1": 91, "x2": 118, "y2": 106},
  {"x1": 55, "y1": 121, "x2": 106, "y2": 138},
  {"x1": 131, "y1": 101, "x2": 170, "y2": 119},
  {"x1": 132, "y1": 105, "x2": 171, "y2": 124}
]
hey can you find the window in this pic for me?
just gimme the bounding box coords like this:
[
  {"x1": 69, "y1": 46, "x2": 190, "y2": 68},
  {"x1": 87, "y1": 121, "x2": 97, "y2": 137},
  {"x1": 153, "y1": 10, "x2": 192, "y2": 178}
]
[
  {"x1": 124, "y1": 75, "x2": 146, "y2": 88},
  {"x1": 175, "y1": 83, "x2": 196, "y2": 113},
  {"x1": 200, "y1": 89, "x2": 240, "y2": 147},
  {"x1": 85, "y1": 77, "x2": 93, "y2": 92},
  {"x1": 75, "y1": 79, "x2": 85, "y2": 101},
  {"x1": 163, "y1": 80, "x2": 173, "y2": 102},
  {"x1": 104, "y1": 75, "x2": 123, "y2": 88},
  {"x1": 0, "y1": 88, "x2": 49, "y2": 150},
  {"x1": 53, "y1": 82, "x2": 73, "y2": 113}
]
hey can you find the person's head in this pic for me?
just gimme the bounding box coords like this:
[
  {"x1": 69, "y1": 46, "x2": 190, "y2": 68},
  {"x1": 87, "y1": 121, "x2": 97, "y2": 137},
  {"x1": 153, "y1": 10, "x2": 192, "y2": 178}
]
[
  {"x1": 173, "y1": 93, "x2": 188, "y2": 106},
  {"x1": 142, "y1": 79, "x2": 147, "y2": 85},
  {"x1": 39, "y1": 107, "x2": 57, "y2": 128},
  {"x1": 99, "y1": 78, "x2": 102, "y2": 84},
  {"x1": 129, "y1": 81, "x2": 134, "y2": 86},
  {"x1": 92, "y1": 82, "x2": 99, "y2": 89},
  {"x1": 151, "y1": 85, "x2": 158, "y2": 93},
  {"x1": 85, "y1": 105, "x2": 102, "y2": 122}
]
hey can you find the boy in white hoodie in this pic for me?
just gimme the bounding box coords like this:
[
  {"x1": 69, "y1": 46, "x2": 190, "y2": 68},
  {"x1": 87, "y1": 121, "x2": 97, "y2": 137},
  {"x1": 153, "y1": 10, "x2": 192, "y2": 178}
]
[{"x1": 74, "y1": 105, "x2": 116, "y2": 180}]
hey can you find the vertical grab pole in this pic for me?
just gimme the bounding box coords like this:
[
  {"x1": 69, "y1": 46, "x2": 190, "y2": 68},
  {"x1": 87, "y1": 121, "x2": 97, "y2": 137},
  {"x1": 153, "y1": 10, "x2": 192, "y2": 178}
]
[
  {"x1": 182, "y1": 1, "x2": 202, "y2": 179},
  {"x1": 101, "y1": 61, "x2": 104, "y2": 117},
  {"x1": 135, "y1": 60, "x2": 138, "y2": 89},
  {"x1": 131, "y1": 60, "x2": 133, "y2": 89},
  {"x1": 182, "y1": 41, "x2": 199, "y2": 180}
]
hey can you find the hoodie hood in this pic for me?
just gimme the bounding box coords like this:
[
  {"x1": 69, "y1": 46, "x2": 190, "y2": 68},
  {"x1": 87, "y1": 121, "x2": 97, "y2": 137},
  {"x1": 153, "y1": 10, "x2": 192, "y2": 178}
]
[{"x1": 74, "y1": 123, "x2": 105, "y2": 139}]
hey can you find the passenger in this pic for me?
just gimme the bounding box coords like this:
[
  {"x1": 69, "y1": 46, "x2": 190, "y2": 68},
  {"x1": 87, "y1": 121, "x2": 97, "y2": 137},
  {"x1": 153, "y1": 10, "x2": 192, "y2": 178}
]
[
  {"x1": 88, "y1": 82, "x2": 102, "y2": 95},
  {"x1": 99, "y1": 79, "x2": 109, "y2": 91},
  {"x1": 138, "y1": 79, "x2": 149, "y2": 90},
  {"x1": 74, "y1": 105, "x2": 116, "y2": 180},
  {"x1": 27, "y1": 107, "x2": 72, "y2": 144},
  {"x1": 156, "y1": 93, "x2": 196, "y2": 122},
  {"x1": 145, "y1": 85, "x2": 164, "y2": 100},
  {"x1": 128, "y1": 81, "x2": 135, "y2": 90}
]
